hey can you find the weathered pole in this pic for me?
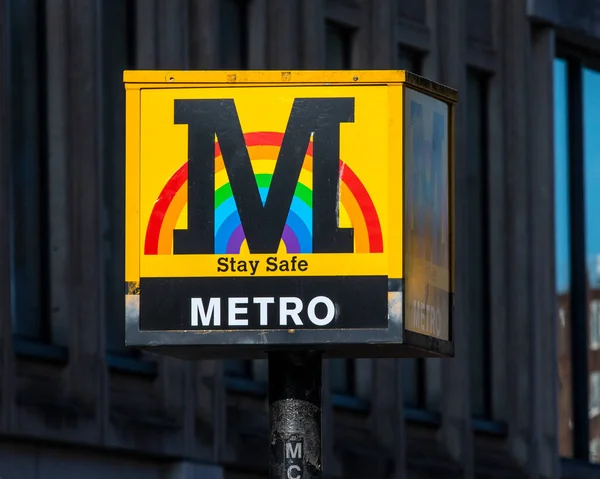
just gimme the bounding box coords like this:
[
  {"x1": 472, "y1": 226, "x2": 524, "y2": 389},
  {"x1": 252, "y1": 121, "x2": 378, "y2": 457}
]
[{"x1": 268, "y1": 351, "x2": 322, "y2": 479}]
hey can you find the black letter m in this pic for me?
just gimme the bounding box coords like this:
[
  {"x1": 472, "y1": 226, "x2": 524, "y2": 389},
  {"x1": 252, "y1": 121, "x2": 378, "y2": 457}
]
[{"x1": 173, "y1": 98, "x2": 355, "y2": 255}]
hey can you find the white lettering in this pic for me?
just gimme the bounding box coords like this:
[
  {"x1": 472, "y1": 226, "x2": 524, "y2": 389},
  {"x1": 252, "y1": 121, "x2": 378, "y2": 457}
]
[
  {"x1": 410, "y1": 300, "x2": 442, "y2": 336},
  {"x1": 307, "y1": 296, "x2": 335, "y2": 326},
  {"x1": 228, "y1": 297, "x2": 248, "y2": 326},
  {"x1": 253, "y1": 297, "x2": 275, "y2": 326},
  {"x1": 280, "y1": 297, "x2": 303, "y2": 326},
  {"x1": 287, "y1": 465, "x2": 301, "y2": 479},
  {"x1": 191, "y1": 298, "x2": 221, "y2": 326},
  {"x1": 190, "y1": 296, "x2": 339, "y2": 328},
  {"x1": 286, "y1": 442, "x2": 302, "y2": 459}
]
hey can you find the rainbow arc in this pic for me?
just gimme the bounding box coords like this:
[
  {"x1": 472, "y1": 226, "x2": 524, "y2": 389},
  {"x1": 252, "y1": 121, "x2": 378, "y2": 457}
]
[{"x1": 144, "y1": 132, "x2": 383, "y2": 255}]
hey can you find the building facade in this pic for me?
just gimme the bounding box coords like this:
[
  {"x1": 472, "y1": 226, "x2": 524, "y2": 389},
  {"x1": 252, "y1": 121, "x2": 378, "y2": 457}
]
[{"x1": 0, "y1": 0, "x2": 598, "y2": 478}]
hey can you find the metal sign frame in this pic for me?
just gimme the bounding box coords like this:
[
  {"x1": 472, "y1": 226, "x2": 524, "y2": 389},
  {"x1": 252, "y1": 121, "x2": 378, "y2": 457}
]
[{"x1": 123, "y1": 70, "x2": 456, "y2": 359}]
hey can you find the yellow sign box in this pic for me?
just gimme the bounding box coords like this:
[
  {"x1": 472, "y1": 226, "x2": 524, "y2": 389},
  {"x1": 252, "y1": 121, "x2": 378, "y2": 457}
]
[{"x1": 124, "y1": 71, "x2": 456, "y2": 358}]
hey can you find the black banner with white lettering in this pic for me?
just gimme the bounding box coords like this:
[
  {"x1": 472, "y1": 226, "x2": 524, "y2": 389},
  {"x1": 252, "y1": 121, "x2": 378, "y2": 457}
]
[{"x1": 139, "y1": 276, "x2": 388, "y2": 330}]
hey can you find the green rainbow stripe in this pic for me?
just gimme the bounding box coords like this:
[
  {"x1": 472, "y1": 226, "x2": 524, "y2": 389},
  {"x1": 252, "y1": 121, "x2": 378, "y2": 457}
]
[{"x1": 215, "y1": 174, "x2": 312, "y2": 208}]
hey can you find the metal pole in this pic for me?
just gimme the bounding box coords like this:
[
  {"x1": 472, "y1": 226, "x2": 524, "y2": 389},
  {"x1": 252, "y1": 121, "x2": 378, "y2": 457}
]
[{"x1": 268, "y1": 350, "x2": 322, "y2": 479}]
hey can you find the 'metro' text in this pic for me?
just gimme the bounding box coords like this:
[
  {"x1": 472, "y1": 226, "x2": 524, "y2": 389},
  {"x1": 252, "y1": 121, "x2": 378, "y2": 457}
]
[{"x1": 191, "y1": 295, "x2": 335, "y2": 327}]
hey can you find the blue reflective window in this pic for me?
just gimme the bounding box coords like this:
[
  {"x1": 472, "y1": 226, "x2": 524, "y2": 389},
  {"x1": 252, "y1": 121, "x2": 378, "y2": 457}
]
[
  {"x1": 554, "y1": 57, "x2": 572, "y2": 458},
  {"x1": 584, "y1": 67, "x2": 600, "y2": 288},
  {"x1": 583, "y1": 66, "x2": 600, "y2": 463},
  {"x1": 555, "y1": 60, "x2": 570, "y2": 296}
]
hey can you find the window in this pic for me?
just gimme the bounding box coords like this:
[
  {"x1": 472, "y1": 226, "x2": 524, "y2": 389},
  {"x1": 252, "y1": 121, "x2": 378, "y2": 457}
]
[
  {"x1": 555, "y1": 50, "x2": 600, "y2": 464},
  {"x1": 325, "y1": 21, "x2": 352, "y2": 70},
  {"x1": 9, "y1": 0, "x2": 49, "y2": 343},
  {"x1": 554, "y1": 57, "x2": 572, "y2": 457},
  {"x1": 584, "y1": 64, "x2": 600, "y2": 464},
  {"x1": 466, "y1": 68, "x2": 491, "y2": 419}
]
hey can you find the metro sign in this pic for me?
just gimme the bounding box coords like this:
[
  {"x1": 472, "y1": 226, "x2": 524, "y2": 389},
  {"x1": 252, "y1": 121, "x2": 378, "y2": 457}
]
[{"x1": 123, "y1": 70, "x2": 456, "y2": 359}]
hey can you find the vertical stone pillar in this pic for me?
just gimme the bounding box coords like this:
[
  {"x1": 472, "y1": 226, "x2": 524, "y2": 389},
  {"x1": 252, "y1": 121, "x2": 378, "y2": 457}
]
[
  {"x1": 371, "y1": 0, "x2": 395, "y2": 68},
  {"x1": 501, "y1": 0, "x2": 535, "y2": 472},
  {"x1": 300, "y1": 0, "x2": 326, "y2": 69},
  {"x1": 64, "y1": 0, "x2": 108, "y2": 442},
  {"x1": 528, "y1": 24, "x2": 560, "y2": 479},
  {"x1": 267, "y1": 0, "x2": 300, "y2": 68}
]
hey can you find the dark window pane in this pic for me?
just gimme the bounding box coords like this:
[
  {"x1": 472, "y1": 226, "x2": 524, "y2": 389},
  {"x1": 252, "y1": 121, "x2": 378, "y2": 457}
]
[
  {"x1": 584, "y1": 66, "x2": 600, "y2": 463},
  {"x1": 326, "y1": 21, "x2": 352, "y2": 70},
  {"x1": 554, "y1": 57, "x2": 573, "y2": 458},
  {"x1": 220, "y1": 0, "x2": 248, "y2": 69},
  {"x1": 466, "y1": 68, "x2": 490, "y2": 418},
  {"x1": 9, "y1": 0, "x2": 46, "y2": 341}
]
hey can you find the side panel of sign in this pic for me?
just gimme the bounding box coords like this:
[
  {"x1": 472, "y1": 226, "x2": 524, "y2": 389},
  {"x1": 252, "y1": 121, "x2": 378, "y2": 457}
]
[{"x1": 403, "y1": 87, "x2": 451, "y2": 341}]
